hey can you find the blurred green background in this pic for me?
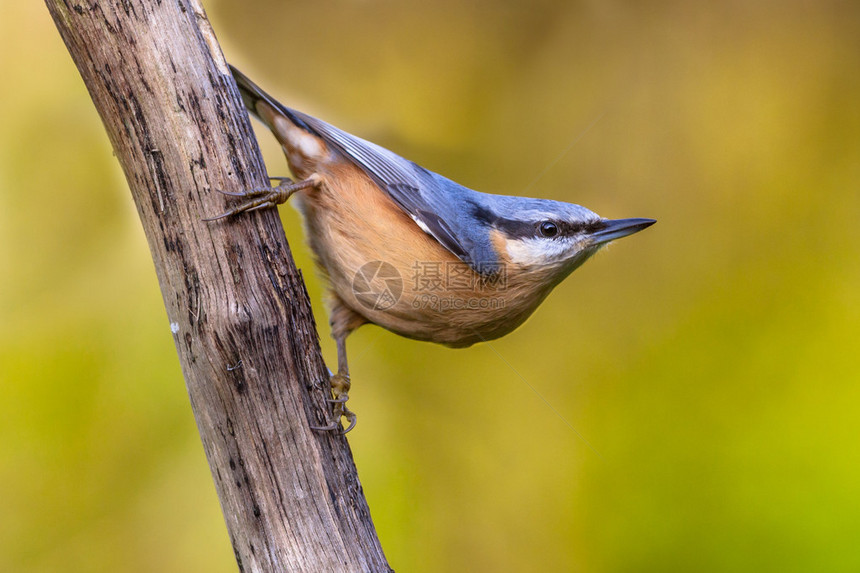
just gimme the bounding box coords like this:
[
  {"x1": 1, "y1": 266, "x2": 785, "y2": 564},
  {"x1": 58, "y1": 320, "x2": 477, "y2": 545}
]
[{"x1": 3, "y1": 1, "x2": 859, "y2": 571}]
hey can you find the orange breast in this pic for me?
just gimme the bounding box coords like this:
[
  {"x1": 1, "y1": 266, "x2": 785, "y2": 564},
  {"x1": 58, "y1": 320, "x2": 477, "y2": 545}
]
[{"x1": 290, "y1": 160, "x2": 550, "y2": 347}]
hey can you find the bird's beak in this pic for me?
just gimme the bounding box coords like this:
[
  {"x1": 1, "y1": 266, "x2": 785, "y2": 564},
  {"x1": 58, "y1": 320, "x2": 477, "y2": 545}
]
[{"x1": 589, "y1": 218, "x2": 656, "y2": 245}]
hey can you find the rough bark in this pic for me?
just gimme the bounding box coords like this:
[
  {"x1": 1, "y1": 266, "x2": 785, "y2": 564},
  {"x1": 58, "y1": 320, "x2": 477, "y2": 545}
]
[{"x1": 45, "y1": 1, "x2": 391, "y2": 571}]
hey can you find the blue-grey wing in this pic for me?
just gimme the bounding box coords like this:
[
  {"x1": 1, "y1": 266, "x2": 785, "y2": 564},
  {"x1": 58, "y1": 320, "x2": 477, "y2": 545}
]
[
  {"x1": 229, "y1": 65, "x2": 494, "y2": 269},
  {"x1": 284, "y1": 108, "x2": 499, "y2": 271}
]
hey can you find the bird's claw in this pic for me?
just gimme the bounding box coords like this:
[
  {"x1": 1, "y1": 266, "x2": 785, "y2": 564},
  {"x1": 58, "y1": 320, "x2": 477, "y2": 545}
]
[
  {"x1": 202, "y1": 183, "x2": 291, "y2": 221},
  {"x1": 203, "y1": 176, "x2": 318, "y2": 221},
  {"x1": 341, "y1": 411, "x2": 358, "y2": 434},
  {"x1": 311, "y1": 372, "x2": 357, "y2": 434},
  {"x1": 310, "y1": 404, "x2": 357, "y2": 434},
  {"x1": 309, "y1": 420, "x2": 341, "y2": 432},
  {"x1": 310, "y1": 409, "x2": 357, "y2": 434}
]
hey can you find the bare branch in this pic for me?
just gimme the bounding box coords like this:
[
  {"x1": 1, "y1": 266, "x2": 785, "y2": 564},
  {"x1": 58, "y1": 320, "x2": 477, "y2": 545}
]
[{"x1": 44, "y1": 1, "x2": 391, "y2": 571}]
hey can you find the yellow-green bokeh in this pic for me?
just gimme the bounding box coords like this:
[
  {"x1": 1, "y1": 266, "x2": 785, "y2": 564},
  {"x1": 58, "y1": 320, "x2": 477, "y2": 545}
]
[{"x1": 2, "y1": 1, "x2": 859, "y2": 571}]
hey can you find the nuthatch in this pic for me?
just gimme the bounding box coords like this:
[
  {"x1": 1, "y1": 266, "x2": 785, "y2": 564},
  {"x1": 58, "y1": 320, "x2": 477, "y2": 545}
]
[{"x1": 211, "y1": 65, "x2": 655, "y2": 432}]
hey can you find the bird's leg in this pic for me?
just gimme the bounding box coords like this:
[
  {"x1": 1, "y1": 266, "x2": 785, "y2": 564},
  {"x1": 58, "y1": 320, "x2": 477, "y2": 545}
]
[
  {"x1": 204, "y1": 174, "x2": 321, "y2": 220},
  {"x1": 311, "y1": 332, "x2": 356, "y2": 433},
  {"x1": 312, "y1": 297, "x2": 367, "y2": 434}
]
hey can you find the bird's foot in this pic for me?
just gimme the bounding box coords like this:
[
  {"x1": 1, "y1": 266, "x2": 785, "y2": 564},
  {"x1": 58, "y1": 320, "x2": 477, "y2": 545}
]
[
  {"x1": 203, "y1": 176, "x2": 319, "y2": 220},
  {"x1": 310, "y1": 372, "x2": 357, "y2": 434}
]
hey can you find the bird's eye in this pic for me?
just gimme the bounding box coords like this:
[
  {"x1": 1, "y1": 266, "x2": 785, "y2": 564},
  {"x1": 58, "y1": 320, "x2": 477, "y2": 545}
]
[{"x1": 539, "y1": 221, "x2": 559, "y2": 238}]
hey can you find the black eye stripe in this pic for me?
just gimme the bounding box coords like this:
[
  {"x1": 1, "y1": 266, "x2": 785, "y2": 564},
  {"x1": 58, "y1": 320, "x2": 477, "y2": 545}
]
[
  {"x1": 491, "y1": 219, "x2": 607, "y2": 238},
  {"x1": 533, "y1": 219, "x2": 607, "y2": 238},
  {"x1": 469, "y1": 203, "x2": 606, "y2": 239}
]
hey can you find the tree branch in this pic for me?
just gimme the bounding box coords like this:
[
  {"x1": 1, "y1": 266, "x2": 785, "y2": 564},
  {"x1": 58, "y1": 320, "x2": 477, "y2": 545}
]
[{"x1": 45, "y1": 1, "x2": 391, "y2": 571}]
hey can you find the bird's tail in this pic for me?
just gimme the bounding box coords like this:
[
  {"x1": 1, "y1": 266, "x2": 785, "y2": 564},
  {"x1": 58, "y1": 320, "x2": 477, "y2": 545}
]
[
  {"x1": 229, "y1": 64, "x2": 317, "y2": 135},
  {"x1": 229, "y1": 65, "x2": 270, "y2": 122},
  {"x1": 229, "y1": 65, "x2": 332, "y2": 176}
]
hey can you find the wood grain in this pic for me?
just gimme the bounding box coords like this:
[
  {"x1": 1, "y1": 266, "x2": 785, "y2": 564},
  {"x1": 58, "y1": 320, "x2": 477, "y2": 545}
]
[{"x1": 44, "y1": 1, "x2": 391, "y2": 571}]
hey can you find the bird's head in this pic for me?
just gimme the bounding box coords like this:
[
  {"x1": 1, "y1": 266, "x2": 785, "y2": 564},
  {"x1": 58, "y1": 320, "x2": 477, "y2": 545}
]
[{"x1": 476, "y1": 196, "x2": 655, "y2": 280}]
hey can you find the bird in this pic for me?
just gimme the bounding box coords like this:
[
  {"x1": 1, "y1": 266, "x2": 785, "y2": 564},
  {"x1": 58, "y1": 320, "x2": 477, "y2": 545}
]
[{"x1": 209, "y1": 64, "x2": 655, "y2": 433}]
